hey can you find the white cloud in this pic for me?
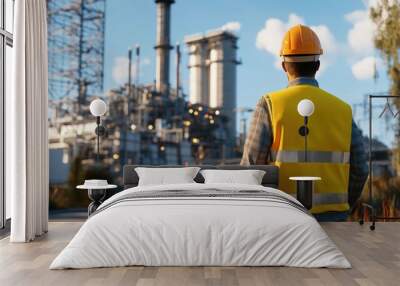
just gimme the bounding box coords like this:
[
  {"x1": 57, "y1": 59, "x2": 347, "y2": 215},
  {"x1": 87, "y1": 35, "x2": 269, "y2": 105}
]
[
  {"x1": 310, "y1": 25, "x2": 338, "y2": 74},
  {"x1": 220, "y1": 21, "x2": 241, "y2": 33},
  {"x1": 112, "y1": 56, "x2": 150, "y2": 85},
  {"x1": 112, "y1": 57, "x2": 130, "y2": 85},
  {"x1": 256, "y1": 13, "x2": 304, "y2": 58},
  {"x1": 345, "y1": 10, "x2": 375, "y2": 56},
  {"x1": 345, "y1": 0, "x2": 389, "y2": 80},
  {"x1": 348, "y1": 0, "x2": 399, "y2": 53},
  {"x1": 312, "y1": 25, "x2": 338, "y2": 54},
  {"x1": 255, "y1": 13, "x2": 337, "y2": 74},
  {"x1": 351, "y1": 56, "x2": 381, "y2": 80},
  {"x1": 253, "y1": 2, "x2": 390, "y2": 81}
]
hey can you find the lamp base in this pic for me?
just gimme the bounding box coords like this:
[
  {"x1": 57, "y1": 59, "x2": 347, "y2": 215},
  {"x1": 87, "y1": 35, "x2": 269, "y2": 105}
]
[
  {"x1": 87, "y1": 189, "x2": 107, "y2": 216},
  {"x1": 296, "y1": 180, "x2": 313, "y2": 210}
]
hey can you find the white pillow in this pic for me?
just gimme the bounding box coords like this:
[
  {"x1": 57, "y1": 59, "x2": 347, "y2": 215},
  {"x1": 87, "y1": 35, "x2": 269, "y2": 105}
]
[
  {"x1": 200, "y1": 169, "x2": 266, "y2": 185},
  {"x1": 135, "y1": 167, "x2": 201, "y2": 186}
]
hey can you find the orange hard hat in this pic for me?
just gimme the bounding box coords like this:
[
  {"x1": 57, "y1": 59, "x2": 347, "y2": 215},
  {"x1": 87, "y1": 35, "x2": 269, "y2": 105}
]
[{"x1": 280, "y1": 25, "x2": 323, "y2": 57}]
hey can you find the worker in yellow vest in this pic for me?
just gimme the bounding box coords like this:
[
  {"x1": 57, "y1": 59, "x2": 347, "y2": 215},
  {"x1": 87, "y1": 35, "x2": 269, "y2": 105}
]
[{"x1": 241, "y1": 24, "x2": 368, "y2": 221}]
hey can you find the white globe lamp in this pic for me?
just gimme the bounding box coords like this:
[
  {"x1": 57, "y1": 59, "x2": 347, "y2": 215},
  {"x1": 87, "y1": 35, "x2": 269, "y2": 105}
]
[
  {"x1": 297, "y1": 99, "x2": 314, "y2": 117},
  {"x1": 90, "y1": 99, "x2": 107, "y2": 117},
  {"x1": 89, "y1": 99, "x2": 107, "y2": 162},
  {"x1": 297, "y1": 99, "x2": 315, "y2": 162}
]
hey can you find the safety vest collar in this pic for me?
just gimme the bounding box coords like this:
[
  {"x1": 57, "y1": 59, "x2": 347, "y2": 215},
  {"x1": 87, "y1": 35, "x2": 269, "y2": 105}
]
[
  {"x1": 271, "y1": 150, "x2": 350, "y2": 164},
  {"x1": 288, "y1": 77, "x2": 319, "y2": 88}
]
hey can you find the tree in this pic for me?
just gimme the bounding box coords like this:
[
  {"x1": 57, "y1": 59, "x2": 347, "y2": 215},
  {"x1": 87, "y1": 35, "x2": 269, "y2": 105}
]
[
  {"x1": 369, "y1": 1, "x2": 400, "y2": 219},
  {"x1": 370, "y1": 0, "x2": 400, "y2": 96}
]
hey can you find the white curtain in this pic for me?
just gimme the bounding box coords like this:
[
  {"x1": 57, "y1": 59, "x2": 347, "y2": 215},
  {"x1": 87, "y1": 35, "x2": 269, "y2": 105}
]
[{"x1": 9, "y1": 0, "x2": 49, "y2": 242}]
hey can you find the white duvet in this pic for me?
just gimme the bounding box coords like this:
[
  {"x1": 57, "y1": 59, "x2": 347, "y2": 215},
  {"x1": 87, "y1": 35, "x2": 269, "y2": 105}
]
[{"x1": 50, "y1": 183, "x2": 351, "y2": 269}]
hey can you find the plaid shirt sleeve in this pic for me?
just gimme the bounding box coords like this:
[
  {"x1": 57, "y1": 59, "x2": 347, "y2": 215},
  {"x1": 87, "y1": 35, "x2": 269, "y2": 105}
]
[
  {"x1": 348, "y1": 120, "x2": 368, "y2": 208},
  {"x1": 240, "y1": 97, "x2": 273, "y2": 165}
]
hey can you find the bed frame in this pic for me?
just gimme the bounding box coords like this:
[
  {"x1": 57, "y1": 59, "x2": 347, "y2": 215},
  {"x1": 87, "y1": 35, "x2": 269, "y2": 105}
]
[{"x1": 122, "y1": 165, "x2": 279, "y2": 189}]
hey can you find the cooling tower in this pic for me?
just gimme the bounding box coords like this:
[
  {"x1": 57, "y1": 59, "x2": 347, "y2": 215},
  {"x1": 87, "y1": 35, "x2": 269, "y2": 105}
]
[
  {"x1": 186, "y1": 35, "x2": 209, "y2": 105},
  {"x1": 185, "y1": 30, "x2": 240, "y2": 144}
]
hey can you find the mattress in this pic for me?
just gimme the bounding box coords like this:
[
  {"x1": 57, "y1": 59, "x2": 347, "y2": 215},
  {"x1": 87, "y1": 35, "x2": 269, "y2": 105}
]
[{"x1": 50, "y1": 183, "x2": 351, "y2": 269}]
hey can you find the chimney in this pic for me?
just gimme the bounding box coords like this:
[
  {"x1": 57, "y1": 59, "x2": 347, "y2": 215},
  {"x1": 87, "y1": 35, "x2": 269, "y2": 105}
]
[
  {"x1": 176, "y1": 43, "x2": 181, "y2": 98},
  {"x1": 154, "y1": 0, "x2": 174, "y2": 95}
]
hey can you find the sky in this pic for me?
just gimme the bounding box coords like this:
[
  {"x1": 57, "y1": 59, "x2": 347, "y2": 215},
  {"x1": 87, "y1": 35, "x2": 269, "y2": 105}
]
[{"x1": 103, "y1": 0, "x2": 393, "y2": 144}]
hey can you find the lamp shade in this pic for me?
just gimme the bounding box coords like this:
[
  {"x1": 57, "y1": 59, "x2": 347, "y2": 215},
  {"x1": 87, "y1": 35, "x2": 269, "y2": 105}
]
[
  {"x1": 297, "y1": 99, "x2": 315, "y2": 117},
  {"x1": 90, "y1": 99, "x2": 107, "y2": 117}
]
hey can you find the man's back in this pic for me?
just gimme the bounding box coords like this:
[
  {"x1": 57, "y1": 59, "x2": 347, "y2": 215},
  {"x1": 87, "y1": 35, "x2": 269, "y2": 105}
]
[
  {"x1": 268, "y1": 85, "x2": 351, "y2": 153},
  {"x1": 242, "y1": 25, "x2": 368, "y2": 220},
  {"x1": 266, "y1": 84, "x2": 353, "y2": 213},
  {"x1": 241, "y1": 78, "x2": 368, "y2": 219}
]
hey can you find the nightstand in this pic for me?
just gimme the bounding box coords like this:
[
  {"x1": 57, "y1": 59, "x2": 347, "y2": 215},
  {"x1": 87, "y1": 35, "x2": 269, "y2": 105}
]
[
  {"x1": 77, "y1": 181, "x2": 117, "y2": 216},
  {"x1": 289, "y1": 177, "x2": 321, "y2": 210}
]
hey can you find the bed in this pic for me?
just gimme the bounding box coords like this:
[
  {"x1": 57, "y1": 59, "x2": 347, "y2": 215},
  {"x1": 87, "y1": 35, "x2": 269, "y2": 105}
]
[{"x1": 50, "y1": 165, "x2": 350, "y2": 269}]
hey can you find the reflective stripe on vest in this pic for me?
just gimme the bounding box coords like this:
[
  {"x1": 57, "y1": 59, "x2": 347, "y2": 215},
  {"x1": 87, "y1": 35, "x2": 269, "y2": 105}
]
[
  {"x1": 314, "y1": 192, "x2": 348, "y2": 205},
  {"x1": 271, "y1": 150, "x2": 350, "y2": 164},
  {"x1": 288, "y1": 192, "x2": 348, "y2": 205}
]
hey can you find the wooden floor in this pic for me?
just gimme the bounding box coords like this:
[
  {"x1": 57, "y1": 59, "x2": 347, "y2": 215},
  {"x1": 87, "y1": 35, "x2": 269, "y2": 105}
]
[{"x1": 0, "y1": 222, "x2": 399, "y2": 286}]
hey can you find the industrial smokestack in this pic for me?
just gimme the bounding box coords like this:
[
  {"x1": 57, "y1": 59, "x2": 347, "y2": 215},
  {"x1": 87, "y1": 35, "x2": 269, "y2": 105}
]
[
  {"x1": 155, "y1": 0, "x2": 174, "y2": 95},
  {"x1": 176, "y1": 43, "x2": 181, "y2": 98},
  {"x1": 135, "y1": 45, "x2": 140, "y2": 86}
]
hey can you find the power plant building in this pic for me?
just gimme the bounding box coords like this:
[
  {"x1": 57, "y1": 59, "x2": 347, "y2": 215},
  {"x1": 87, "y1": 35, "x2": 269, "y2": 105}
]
[
  {"x1": 185, "y1": 30, "x2": 240, "y2": 149},
  {"x1": 48, "y1": 0, "x2": 243, "y2": 188}
]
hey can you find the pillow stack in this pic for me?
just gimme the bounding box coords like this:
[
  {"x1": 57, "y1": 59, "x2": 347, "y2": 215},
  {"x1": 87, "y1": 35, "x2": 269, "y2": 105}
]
[
  {"x1": 135, "y1": 167, "x2": 266, "y2": 186},
  {"x1": 200, "y1": 169, "x2": 265, "y2": 185}
]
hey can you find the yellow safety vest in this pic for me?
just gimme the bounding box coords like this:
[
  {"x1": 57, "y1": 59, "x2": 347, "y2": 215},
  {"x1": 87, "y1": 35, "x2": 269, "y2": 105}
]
[{"x1": 265, "y1": 85, "x2": 352, "y2": 214}]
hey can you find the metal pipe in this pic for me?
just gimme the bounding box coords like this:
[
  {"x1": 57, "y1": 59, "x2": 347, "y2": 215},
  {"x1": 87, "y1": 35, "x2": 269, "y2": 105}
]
[
  {"x1": 176, "y1": 43, "x2": 181, "y2": 97},
  {"x1": 127, "y1": 48, "x2": 132, "y2": 116},
  {"x1": 135, "y1": 45, "x2": 140, "y2": 88},
  {"x1": 122, "y1": 48, "x2": 133, "y2": 166},
  {"x1": 154, "y1": 0, "x2": 174, "y2": 95},
  {"x1": 304, "y1": 116, "x2": 308, "y2": 162},
  {"x1": 96, "y1": 116, "x2": 100, "y2": 162}
]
